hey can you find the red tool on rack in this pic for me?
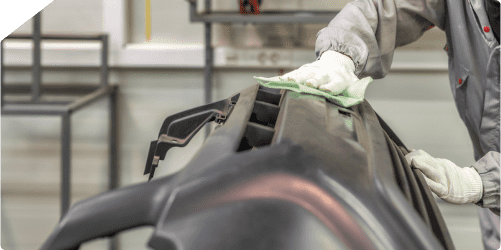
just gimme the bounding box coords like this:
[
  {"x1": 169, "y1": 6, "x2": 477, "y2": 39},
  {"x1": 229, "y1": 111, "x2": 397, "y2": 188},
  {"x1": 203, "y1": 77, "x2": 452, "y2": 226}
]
[{"x1": 240, "y1": 0, "x2": 261, "y2": 14}]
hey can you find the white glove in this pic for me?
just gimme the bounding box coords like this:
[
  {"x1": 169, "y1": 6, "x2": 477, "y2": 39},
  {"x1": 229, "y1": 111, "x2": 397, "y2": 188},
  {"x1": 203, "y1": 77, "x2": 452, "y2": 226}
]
[
  {"x1": 257, "y1": 51, "x2": 372, "y2": 96},
  {"x1": 405, "y1": 149, "x2": 483, "y2": 204}
]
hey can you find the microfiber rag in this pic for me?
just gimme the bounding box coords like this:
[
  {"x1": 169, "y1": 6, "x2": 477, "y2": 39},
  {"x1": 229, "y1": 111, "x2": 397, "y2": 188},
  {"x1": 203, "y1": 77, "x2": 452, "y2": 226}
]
[{"x1": 254, "y1": 76, "x2": 373, "y2": 108}]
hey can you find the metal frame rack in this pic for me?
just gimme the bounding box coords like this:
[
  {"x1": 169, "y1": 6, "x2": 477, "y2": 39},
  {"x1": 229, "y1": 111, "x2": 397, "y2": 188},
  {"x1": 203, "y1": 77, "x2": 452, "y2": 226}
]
[
  {"x1": 186, "y1": 0, "x2": 339, "y2": 136},
  {"x1": 1, "y1": 12, "x2": 119, "y2": 231}
]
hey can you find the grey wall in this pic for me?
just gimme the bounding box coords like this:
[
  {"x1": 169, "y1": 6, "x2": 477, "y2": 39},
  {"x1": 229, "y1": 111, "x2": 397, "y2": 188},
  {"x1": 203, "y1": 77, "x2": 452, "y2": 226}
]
[{"x1": 12, "y1": 0, "x2": 103, "y2": 34}]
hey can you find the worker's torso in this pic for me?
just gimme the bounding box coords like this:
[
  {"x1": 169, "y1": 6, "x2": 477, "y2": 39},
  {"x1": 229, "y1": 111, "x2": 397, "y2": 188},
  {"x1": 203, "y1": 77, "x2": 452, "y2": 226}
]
[{"x1": 444, "y1": 0, "x2": 500, "y2": 161}]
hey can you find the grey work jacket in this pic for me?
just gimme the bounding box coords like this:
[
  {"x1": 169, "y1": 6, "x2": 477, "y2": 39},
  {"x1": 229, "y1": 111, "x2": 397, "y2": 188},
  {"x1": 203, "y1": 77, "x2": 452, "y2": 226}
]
[{"x1": 315, "y1": 0, "x2": 500, "y2": 247}]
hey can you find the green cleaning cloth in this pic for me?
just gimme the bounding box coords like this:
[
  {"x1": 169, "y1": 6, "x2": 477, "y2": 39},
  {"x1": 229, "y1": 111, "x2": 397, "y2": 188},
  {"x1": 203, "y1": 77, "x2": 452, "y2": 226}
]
[{"x1": 254, "y1": 76, "x2": 373, "y2": 108}]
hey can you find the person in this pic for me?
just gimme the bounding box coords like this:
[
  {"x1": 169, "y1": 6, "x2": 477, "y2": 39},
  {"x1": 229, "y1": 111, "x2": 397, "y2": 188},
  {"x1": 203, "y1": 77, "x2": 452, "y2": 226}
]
[{"x1": 260, "y1": 0, "x2": 500, "y2": 248}]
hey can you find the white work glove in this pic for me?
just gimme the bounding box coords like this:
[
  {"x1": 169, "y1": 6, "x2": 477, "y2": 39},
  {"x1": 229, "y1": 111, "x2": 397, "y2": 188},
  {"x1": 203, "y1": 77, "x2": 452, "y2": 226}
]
[
  {"x1": 405, "y1": 149, "x2": 483, "y2": 204},
  {"x1": 257, "y1": 51, "x2": 372, "y2": 96}
]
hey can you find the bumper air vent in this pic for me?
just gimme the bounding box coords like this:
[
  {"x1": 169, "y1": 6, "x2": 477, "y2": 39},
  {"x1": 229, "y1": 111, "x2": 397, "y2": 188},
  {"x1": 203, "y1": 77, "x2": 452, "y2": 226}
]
[{"x1": 237, "y1": 85, "x2": 284, "y2": 152}]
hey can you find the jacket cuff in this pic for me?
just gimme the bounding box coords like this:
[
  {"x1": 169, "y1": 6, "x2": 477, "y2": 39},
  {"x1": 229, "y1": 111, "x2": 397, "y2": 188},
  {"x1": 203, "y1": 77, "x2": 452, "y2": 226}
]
[
  {"x1": 472, "y1": 151, "x2": 500, "y2": 215},
  {"x1": 464, "y1": 167, "x2": 484, "y2": 203}
]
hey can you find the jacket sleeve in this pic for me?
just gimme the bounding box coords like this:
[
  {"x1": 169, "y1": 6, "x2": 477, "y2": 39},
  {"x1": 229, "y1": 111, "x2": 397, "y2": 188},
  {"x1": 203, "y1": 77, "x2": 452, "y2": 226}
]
[
  {"x1": 472, "y1": 151, "x2": 500, "y2": 216},
  {"x1": 315, "y1": 0, "x2": 447, "y2": 79}
]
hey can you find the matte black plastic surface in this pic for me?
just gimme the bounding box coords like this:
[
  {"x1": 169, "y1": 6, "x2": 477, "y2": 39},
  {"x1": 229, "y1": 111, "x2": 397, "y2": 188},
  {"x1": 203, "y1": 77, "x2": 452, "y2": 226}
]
[{"x1": 41, "y1": 84, "x2": 454, "y2": 250}]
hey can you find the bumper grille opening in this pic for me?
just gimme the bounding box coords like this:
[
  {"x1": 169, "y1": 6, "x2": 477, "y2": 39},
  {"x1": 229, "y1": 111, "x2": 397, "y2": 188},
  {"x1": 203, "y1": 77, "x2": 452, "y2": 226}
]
[
  {"x1": 237, "y1": 86, "x2": 283, "y2": 152},
  {"x1": 249, "y1": 101, "x2": 280, "y2": 128},
  {"x1": 256, "y1": 89, "x2": 281, "y2": 105},
  {"x1": 258, "y1": 84, "x2": 281, "y2": 94}
]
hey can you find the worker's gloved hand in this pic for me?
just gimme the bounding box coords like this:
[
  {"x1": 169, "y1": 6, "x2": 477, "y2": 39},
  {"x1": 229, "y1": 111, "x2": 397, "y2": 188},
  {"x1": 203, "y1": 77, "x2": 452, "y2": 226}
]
[
  {"x1": 405, "y1": 149, "x2": 483, "y2": 204},
  {"x1": 256, "y1": 50, "x2": 372, "y2": 96}
]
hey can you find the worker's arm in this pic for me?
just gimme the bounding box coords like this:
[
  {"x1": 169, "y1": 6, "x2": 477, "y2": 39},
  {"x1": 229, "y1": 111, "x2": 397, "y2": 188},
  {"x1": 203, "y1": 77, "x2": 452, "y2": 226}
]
[
  {"x1": 316, "y1": 0, "x2": 447, "y2": 79},
  {"x1": 255, "y1": 0, "x2": 446, "y2": 105},
  {"x1": 472, "y1": 151, "x2": 500, "y2": 216}
]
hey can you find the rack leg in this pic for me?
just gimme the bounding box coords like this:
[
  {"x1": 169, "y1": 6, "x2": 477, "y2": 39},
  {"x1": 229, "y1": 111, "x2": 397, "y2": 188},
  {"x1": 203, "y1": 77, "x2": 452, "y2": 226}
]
[
  {"x1": 108, "y1": 88, "x2": 119, "y2": 250},
  {"x1": 204, "y1": 22, "x2": 213, "y2": 138},
  {"x1": 109, "y1": 235, "x2": 118, "y2": 249},
  {"x1": 61, "y1": 113, "x2": 71, "y2": 218},
  {"x1": 1, "y1": 39, "x2": 4, "y2": 108},
  {"x1": 101, "y1": 35, "x2": 109, "y2": 87},
  {"x1": 32, "y1": 12, "x2": 42, "y2": 101}
]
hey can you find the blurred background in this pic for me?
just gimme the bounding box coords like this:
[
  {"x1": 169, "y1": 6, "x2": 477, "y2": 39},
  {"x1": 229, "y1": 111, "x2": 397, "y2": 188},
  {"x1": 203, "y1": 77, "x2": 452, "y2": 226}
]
[{"x1": 1, "y1": 0, "x2": 483, "y2": 249}]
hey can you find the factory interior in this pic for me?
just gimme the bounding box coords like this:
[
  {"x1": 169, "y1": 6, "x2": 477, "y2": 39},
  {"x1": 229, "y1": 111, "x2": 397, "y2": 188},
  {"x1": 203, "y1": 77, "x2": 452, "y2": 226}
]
[{"x1": 1, "y1": 0, "x2": 495, "y2": 249}]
